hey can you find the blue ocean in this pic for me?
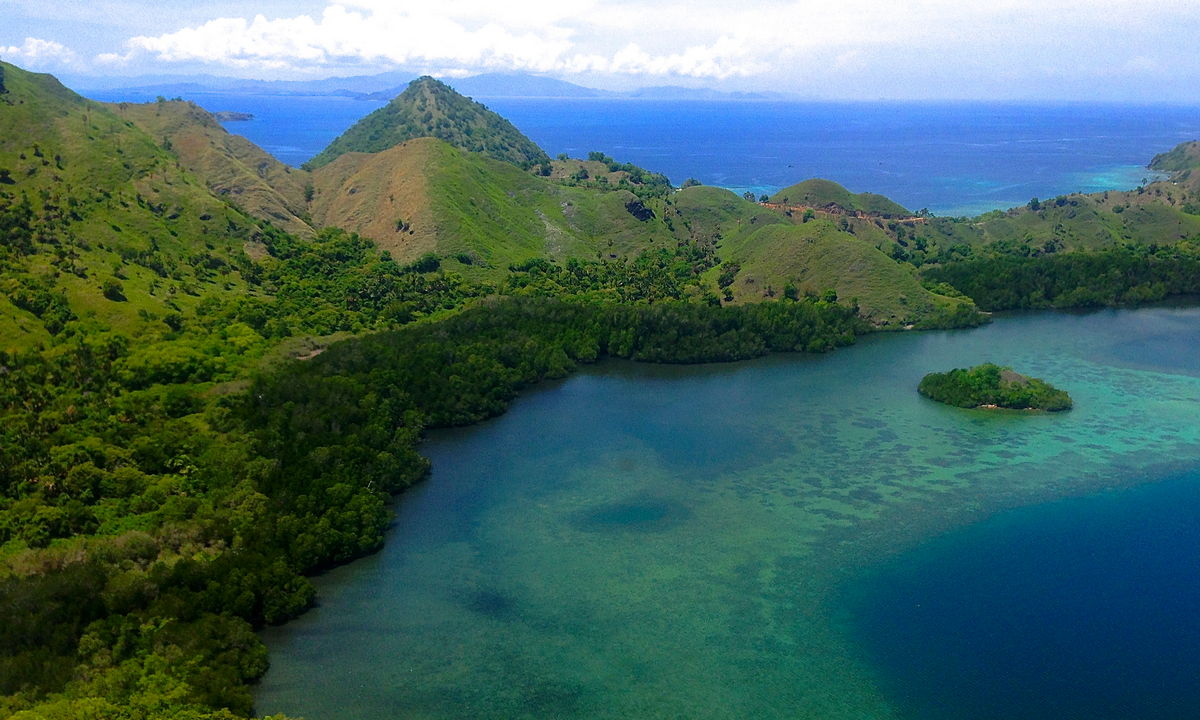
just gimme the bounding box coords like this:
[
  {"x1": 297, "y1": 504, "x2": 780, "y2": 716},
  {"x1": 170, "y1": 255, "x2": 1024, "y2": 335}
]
[
  {"x1": 843, "y1": 468, "x2": 1200, "y2": 720},
  {"x1": 88, "y1": 90, "x2": 1200, "y2": 217}
]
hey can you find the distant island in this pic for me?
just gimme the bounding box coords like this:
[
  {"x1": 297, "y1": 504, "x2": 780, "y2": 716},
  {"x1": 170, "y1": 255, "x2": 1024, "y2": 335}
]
[
  {"x1": 918, "y1": 363, "x2": 1072, "y2": 411},
  {"x1": 212, "y1": 110, "x2": 254, "y2": 121}
]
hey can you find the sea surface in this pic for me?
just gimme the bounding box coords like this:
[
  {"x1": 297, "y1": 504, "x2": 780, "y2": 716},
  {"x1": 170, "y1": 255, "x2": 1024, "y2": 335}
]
[
  {"x1": 255, "y1": 304, "x2": 1200, "y2": 719},
  {"x1": 86, "y1": 90, "x2": 1200, "y2": 216}
]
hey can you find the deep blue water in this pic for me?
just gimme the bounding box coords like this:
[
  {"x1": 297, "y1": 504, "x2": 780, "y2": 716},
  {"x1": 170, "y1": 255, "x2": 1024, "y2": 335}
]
[
  {"x1": 87, "y1": 90, "x2": 1200, "y2": 216},
  {"x1": 843, "y1": 469, "x2": 1200, "y2": 720},
  {"x1": 90, "y1": 92, "x2": 387, "y2": 171}
]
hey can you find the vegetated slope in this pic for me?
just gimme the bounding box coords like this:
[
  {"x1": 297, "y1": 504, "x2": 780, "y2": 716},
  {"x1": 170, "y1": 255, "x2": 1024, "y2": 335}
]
[
  {"x1": 770, "y1": 178, "x2": 911, "y2": 217},
  {"x1": 546, "y1": 150, "x2": 673, "y2": 197},
  {"x1": 0, "y1": 63, "x2": 505, "y2": 720},
  {"x1": 108, "y1": 98, "x2": 313, "y2": 236},
  {"x1": 951, "y1": 187, "x2": 1200, "y2": 250},
  {"x1": 899, "y1": 140, "x2": 1200, "y2": 310},
  {"x1": 310, "y1": 137, "x2": 682, "y2": 273},
  {"x1": 0, "y1": 61, "x2": 266, "y2": 350},
  {"x1": 719, "y1": 220, "x2": 978, "y2": 327},
  {"x1": 1149, "y1": 140, "x2": 1200, "y2": 175},
  {"x1": 867, "y1": 141, "x2": 1200, "y2": 269},
  {"x1": 304, "y1": 76, "x2": 550, "y2": 170},
  {"x1": 668, "y1": 186, "x2": 977, "y2": 327},
  {"x1": 672, "y1": 185, "x2": 789, "y2": 245}
]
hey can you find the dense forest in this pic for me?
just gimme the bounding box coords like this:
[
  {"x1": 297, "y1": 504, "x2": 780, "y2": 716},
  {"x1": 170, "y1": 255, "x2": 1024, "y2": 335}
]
[{"x1": 921, "y1": 243, "x2": 1200, "y2": 311}]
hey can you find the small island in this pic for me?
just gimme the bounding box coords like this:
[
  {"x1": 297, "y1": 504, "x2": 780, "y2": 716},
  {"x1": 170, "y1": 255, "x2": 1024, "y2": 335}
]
[
  {"x1": 918, "y1": 362, "x2": 1072, "y2": 411},
  {"x1": 213, "y1": 110, "x2": 254, "y2": 121}
]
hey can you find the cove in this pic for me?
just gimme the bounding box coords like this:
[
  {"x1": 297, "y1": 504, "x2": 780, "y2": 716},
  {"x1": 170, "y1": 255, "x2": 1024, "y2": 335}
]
[{"x1": 255, "y1": 304, "x2": 1200, "y2": 719}]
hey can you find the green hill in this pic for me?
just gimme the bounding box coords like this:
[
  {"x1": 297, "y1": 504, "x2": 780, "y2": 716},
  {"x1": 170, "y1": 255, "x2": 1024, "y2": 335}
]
[
  {"x1": 304, "y1": 76, "x2": 550, "y2": 170},
  {"x1": 16, "y1": 60, "x2": 1195, "y2": 720},
  {"x1": 0, "y1": 61, "x2": 266, "y2": 350},
  {"x1": 770, "y1": 179, "x2": 911, "y2": 217},
  {"x1": 1149, "y1": 140, "x2": 1200, "y2": 174},
  {"x1": 309, "y1": 137, "x2": 682, "y2": 275}
]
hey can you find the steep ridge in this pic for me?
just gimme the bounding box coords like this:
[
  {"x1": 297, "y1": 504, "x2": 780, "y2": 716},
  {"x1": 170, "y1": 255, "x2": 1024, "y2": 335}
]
[
  {"x1": 305, "y1": 76, "x2": 550, "y2": 170},
  {"x1": 107, "y1": 99, "x2": 313, "y2": 236}
]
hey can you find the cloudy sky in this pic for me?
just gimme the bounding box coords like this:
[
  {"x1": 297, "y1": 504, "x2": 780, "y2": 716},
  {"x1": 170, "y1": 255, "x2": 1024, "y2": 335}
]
[{"x1": 4, "y1": 0, "x2": 1200, "y2": 100}]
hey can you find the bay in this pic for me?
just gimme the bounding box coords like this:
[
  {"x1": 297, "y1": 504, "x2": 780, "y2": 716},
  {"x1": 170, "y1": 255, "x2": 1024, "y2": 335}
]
[{"x1": 254, "y1": 304, "x2": 1200, "y2": 719}]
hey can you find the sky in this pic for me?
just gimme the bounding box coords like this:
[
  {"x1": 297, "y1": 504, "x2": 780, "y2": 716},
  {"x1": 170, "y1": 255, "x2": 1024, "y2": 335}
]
[{"x1": 3, "y1": 0, "x2": 1200, "y2": 101}]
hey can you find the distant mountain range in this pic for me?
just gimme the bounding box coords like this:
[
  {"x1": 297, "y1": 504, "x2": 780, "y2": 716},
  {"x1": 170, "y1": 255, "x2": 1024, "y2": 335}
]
[
  {"x1": 64, "y1": 70, "x2": 418, "y2": 96},
  {"x1": 69, "y1": 70, "x2": 793, "y2": 101}
]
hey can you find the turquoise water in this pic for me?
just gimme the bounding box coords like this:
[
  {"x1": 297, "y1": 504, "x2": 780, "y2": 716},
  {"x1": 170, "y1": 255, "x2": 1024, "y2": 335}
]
[{"x1": 256, "y1": 305, "x2": 1200, "y2": 719}]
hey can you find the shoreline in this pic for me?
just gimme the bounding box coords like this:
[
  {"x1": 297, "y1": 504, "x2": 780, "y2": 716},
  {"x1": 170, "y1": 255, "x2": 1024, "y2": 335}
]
[{"x1": 255, "y1": 304, "x2": 1200, "y2": 719}]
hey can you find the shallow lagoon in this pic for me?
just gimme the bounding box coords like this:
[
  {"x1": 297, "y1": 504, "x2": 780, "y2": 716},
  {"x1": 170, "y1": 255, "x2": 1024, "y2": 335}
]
[{"x1": 257, "y1": 305, "x2": 1200, "y2": 719}]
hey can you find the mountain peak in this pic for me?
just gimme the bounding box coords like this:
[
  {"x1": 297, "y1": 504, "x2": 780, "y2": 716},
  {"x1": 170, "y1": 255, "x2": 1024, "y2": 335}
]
[{"x1": 304, "y1": 75, "x2": 549, "y2": 170}]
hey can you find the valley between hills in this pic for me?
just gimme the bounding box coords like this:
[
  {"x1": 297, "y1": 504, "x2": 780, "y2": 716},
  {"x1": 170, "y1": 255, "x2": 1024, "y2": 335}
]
[{"x1": 3, "y1": 58, "x2": 1200, "y2": 719}]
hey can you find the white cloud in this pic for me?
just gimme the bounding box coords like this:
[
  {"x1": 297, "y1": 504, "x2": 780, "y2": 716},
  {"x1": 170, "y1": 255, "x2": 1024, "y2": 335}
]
[
  {"x1": 2, "y1": 37, "x2": 80, "y2": 69},
  {"x1": 56, "y1": 0, "x2": 1200, "y2": 97},
  {"x1": 111, "y1": 1, "x2": 798, "y2": 79}
]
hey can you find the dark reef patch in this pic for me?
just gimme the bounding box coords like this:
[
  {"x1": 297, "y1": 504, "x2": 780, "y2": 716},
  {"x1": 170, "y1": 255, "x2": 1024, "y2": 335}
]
[{"x1": 573, "y1": 498, "x2": 687, "y2": 533}]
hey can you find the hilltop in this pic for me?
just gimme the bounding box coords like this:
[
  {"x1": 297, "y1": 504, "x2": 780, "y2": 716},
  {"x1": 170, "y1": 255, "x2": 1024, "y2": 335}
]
[
  {"x1": 769, "y1": 179, "x2": 911, "y2": 217},
  {"x1": 45, "y1": 69, "x2": 982, "y2": 327},
  {"x1": 0, "y1": 61, "x2": 971, "y2": 343},
  {"x1": 304, "y1": 76, "x2": 550, "y2": 170},
  {"x1": 305, "y1": 138, "x2": 685, "y2": 273}
]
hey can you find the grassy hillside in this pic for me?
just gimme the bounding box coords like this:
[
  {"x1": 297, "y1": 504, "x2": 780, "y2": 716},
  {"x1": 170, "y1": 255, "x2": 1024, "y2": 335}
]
[
  {"x1": 666, "y1": 186, "x2": 975, "y2": 327},
  {"x1": 308, "y1": 141, "x2": 441, "y2": 261},
  {"x1": 305, "y1": 76, "x2": 550, "y2": 170},
  {"x1": 310, "y1": 137, "x2": 683, "y2": 275},
  {"x1": 891, "y1": 140, "x2": 1200, "y2": 310},
  {"x1": 0, "y1": 62, "x2": 267, "y2": 351},
  {"x1": 73, "y1": 73, "x2": 994, "y2": 329},
  {"x1": 1150, "y1": 141, "x2": 1200, "y2": 175},
  {"x1": 19, "y1": 59, "x2": 1200, "y2": 720},
  {"x1": 715, "y1": 220, "x2": 977, "y2": 327},
  {"x1": 669, "y1": 185, "x2": 787, "y2": 243},
  {"x1": 547, "y1": 151, "x2": 673, "y2": 198},
  {"x1": 108, "y1": 99, "x2": 313, "y2": 237},
  {"x1": 770, "y1": 178, "x2": 911, "y2": 217}
]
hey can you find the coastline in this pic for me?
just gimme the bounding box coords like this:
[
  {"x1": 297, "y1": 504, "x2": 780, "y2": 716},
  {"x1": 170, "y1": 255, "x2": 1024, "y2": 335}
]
[{"x1": 255, "y1": 304, "x2": 1200, "y2": 719}]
